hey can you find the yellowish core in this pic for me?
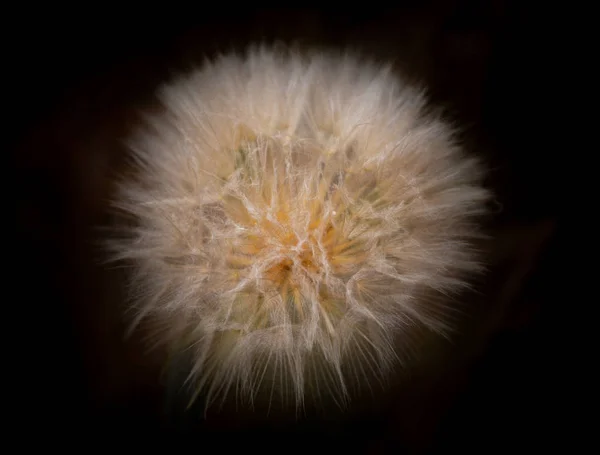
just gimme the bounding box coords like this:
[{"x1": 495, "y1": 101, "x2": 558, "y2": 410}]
[{"x1": 221, "y1": 175, "x2": 369, "y2": 329}]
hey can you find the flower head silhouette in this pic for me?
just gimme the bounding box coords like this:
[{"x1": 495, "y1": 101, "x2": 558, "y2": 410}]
[{"x1": 108, "y1": 46, "x2": 490, "y2": 411}]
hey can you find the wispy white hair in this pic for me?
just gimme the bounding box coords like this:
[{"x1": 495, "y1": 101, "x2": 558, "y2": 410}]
[{"x1": 107, "y1": 45, "x2": 490, "y2": 412}]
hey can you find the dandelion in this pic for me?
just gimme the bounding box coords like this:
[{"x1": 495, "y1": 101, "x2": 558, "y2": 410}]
[{"x1": 108, "y1": 45, "x2": 490, "y2": 412}]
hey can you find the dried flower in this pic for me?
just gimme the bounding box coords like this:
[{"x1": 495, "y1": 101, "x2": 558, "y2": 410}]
[{"x1": 108, "y1": 46, "x2": 490, "y2": 411}]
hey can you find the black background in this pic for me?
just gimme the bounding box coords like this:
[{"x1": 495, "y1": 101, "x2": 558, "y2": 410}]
[{"x1": 13, "y1": 3, "x2": 565, "y2": 452}]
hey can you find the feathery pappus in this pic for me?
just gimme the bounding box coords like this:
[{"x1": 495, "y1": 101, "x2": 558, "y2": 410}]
[{"x1": 107, "y1": 45, "x2": 490, "y2": 412}]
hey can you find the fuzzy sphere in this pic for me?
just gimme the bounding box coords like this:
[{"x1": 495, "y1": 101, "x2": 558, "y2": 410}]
[{"x1": 109, "y1": 46, "x2": 490, "y2": 410}]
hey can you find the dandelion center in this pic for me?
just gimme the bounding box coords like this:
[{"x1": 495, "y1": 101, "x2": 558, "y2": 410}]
[{"x1": 220, "y1": 151, "x2": 369, "y2": 332}]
